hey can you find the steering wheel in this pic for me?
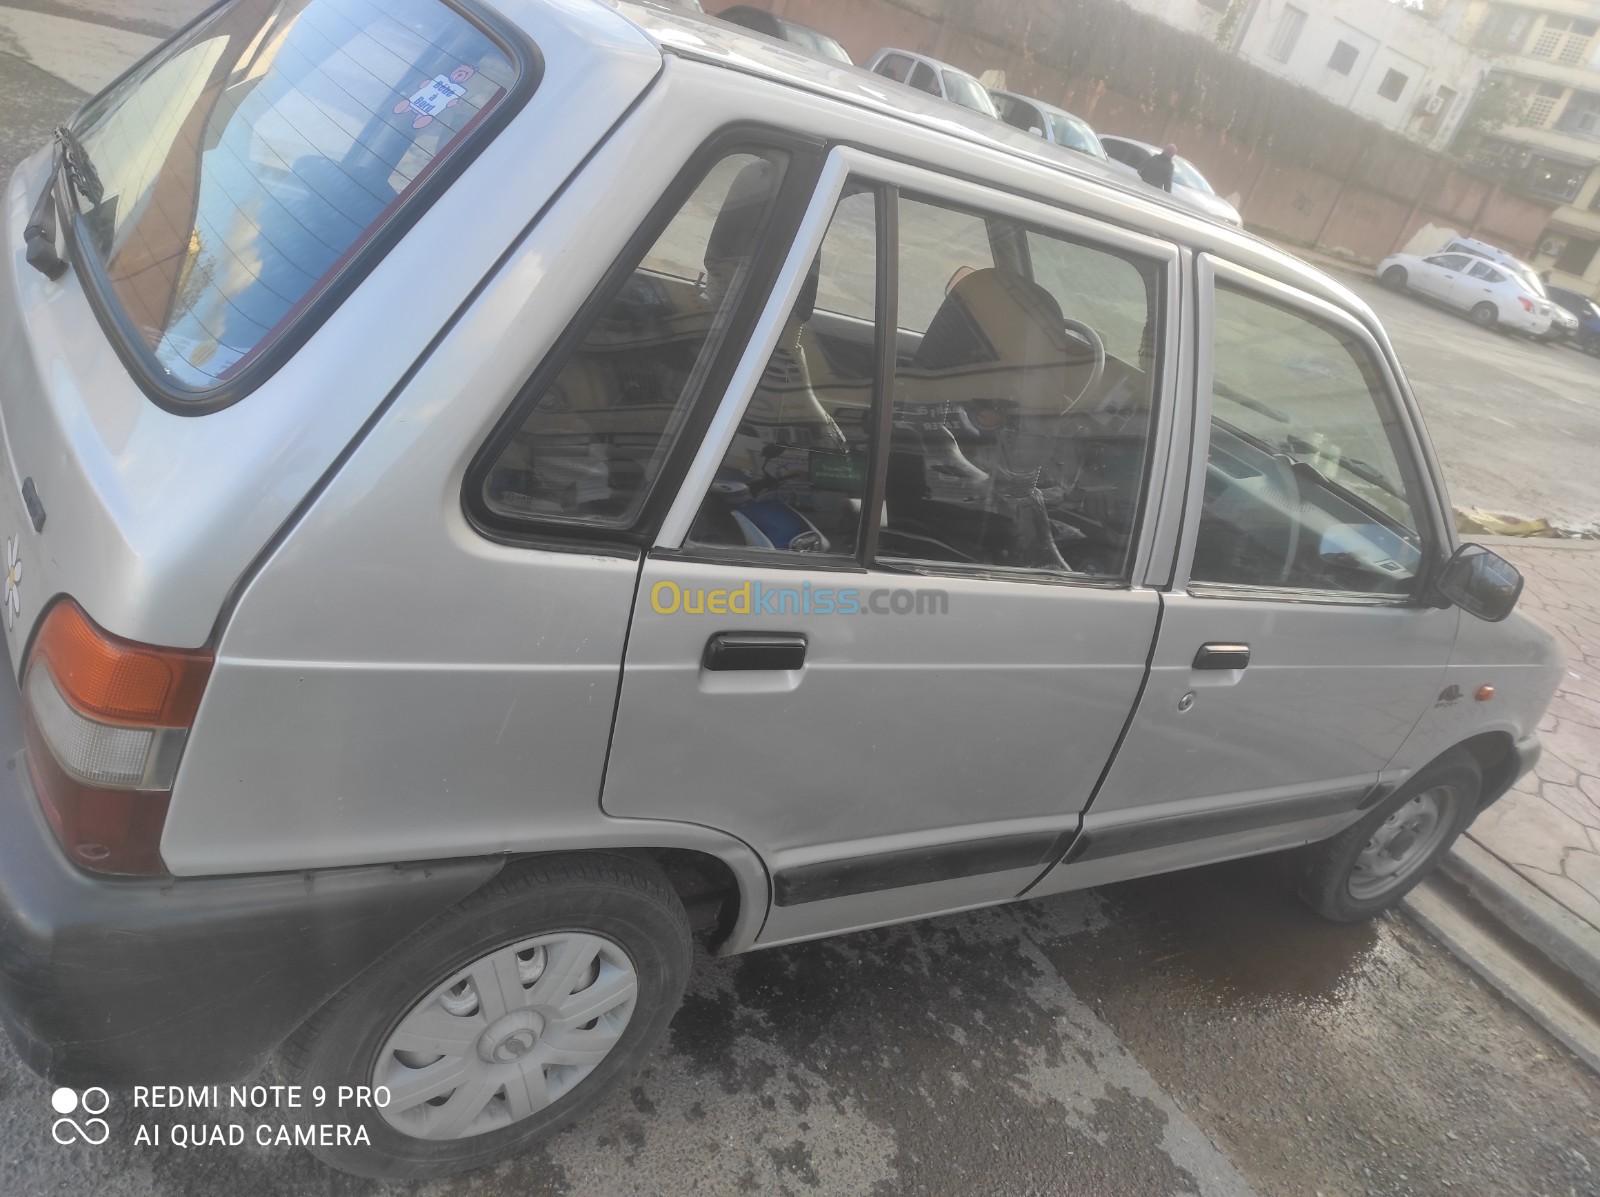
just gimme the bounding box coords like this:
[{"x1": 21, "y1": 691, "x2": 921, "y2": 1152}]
[{"x1": 1060, "y1": 319, "x2": 1106, "y2": 412}]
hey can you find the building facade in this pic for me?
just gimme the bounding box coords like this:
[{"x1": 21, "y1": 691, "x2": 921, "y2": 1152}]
[
  {"x1": 1450, "y1": 1, "x2": 1600, "y2": 297},
  {"x1": 1121, "y1": 0, "x2": 1491, "y2": 151}
]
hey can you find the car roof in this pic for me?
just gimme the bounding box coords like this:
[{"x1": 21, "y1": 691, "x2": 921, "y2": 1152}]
[{"x1": 571, "y1": 2, "x2": 1382, "y2": 326}]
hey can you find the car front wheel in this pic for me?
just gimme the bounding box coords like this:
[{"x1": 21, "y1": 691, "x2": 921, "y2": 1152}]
[
  {"x1": 278, "y1": 853, "x2": 693, "y2": 1180},
  {"x1": 1297, "y1": 752, "x2": 1481, "y2": 923}
]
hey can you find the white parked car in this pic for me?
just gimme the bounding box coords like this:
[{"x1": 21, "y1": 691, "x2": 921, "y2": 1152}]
[
  {"x1": 1377, "y1": 251, "x2": 1554, "y2": 337},
  {"x1": 864, "y1": 47, "x2": 998, "y2": 117},
  {"x1": 1098, "y1": 135, "x2": 1243, "y2": 227}
]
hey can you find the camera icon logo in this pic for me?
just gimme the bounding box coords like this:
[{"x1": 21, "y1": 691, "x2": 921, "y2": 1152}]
[{"x1": 50, "y1": 1087, "x2": 110, "y2": 1145}]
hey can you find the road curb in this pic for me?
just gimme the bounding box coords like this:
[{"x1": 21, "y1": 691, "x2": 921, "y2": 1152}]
[{"x1": 1442, "y1": 836, "x2": 1600, "y2": 1001}]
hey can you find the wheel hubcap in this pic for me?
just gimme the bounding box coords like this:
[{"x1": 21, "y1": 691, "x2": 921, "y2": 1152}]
[
  {"x1": 376, "y1": 932, "x2": 638, "y2": 1141},
  {"x1": 1348, "y1": 786, "x2": 1454, "y2": 901}
]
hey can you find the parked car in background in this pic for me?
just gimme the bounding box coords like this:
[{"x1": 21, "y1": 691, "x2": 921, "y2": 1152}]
[
  {"x1": 1547, "y1": 284, "x2": 1600, "y2": 354},
  {"x1": 989, "y1": 90, "x2": 1118, "y2": 165},
  {"x1": 717, "y1": 4, "x2": 851, "y2": 63},
  {"x1": 865, "y1": 47, "x2": 998, "y2": 117},
  {"x1": 1098, "y1": 135, "x2": 1242, "y2": 226},
  {"x1": 1377, "y1": 251, "x2": 1554, "y2": 337}
]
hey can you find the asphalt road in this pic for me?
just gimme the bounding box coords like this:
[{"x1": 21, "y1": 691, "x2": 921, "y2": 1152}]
[{"x1": 2, "y1": 4, "x2": 1600, "y2": 1196}]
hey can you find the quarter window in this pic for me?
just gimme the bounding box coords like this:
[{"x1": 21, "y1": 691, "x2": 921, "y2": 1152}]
[
  {"x1": 1193, "y1": 285, "x2": 1427, "y2": 597},
  {"x1": 479, "y1": 151, "x2": 787, "y2": 528}
]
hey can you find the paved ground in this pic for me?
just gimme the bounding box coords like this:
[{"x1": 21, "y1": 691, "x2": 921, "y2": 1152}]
[
  {"x1": 3, "y1": 4, "x2": 1600, "y2": 1195},
  {"x1": 1473, "y1": 541, "x2": 1600, "y2": 937},
  {"x1": 1337, "y1": 272, "x2": 1600, "y2": 533}
]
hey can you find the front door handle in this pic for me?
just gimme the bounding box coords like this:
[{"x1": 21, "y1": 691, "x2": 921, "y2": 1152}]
[
  {"x1": 1193, "y1": 642, "x2": 1250, "y2": 670},
  {"x1": 703, "y1": 632, "x2": 808, "y2": 672}
]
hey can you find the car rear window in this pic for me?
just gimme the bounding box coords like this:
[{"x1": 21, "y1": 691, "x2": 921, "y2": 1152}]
[{"x1": 66, "y1": 0, "x2": 521, "y2": 400}]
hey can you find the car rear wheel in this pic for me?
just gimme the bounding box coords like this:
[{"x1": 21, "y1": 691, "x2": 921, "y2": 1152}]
[
  {"x1": 278, "y1": 854, "x2": 692, "y2": 1180},
  {"x1": 1297, "y1": 752, "x2": 1481, "y2": 923},
  {"x1": 1470, "y1": 302, "x2": 1499, "y2": 329},
  {"x1": 1380, "y1": 265, "x2": 1408, "y2": 291}
]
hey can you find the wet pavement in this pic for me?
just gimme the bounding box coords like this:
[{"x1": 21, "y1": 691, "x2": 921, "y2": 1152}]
[{"x1": 6, "y1": 862, "x2": 1600, "y2": 1195}]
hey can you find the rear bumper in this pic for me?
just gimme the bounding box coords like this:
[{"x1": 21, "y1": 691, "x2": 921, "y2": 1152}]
[{"x1": 0, "y1": 663, "x2": 500, "y2": 1084}]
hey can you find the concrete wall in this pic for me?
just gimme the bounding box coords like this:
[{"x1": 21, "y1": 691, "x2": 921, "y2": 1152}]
[{"x1": 766, "y1": 0, "x2": 1555, "y2": 265}]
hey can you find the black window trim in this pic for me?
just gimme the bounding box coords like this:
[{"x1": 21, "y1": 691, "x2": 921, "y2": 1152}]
[
  {"x1": 461, "y1": 125, "x2": 827, "y2": 552},
  {"x1": 1184, "y1": 257, "x2": 1447, "y2": 608},
  {"x1": 60, "y1": 0, "x2": 543, "y2": 417},
  {"x1": 669, "y1": 164, "x2": 1175, "y2": 592}
]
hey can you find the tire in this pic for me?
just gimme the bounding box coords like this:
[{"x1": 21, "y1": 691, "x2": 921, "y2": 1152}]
[
  {"x1": 279, "y1": 853, "x2": 692, "y2": 1181},
  {"x1": 1470, "y1": 302, "x2": 1498, "y2": 329},
  {"x1": 1380, "y1": 265, "x2": 1408, "y2": 291},
  {"x1": 1297, "y1": 752, "x2": 1481, "y2": 923}
]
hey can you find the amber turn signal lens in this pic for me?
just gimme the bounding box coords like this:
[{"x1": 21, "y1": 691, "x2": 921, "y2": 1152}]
[
  {"x1": 1475, "y1": 684, "x2": 1496, "y2": 702},
  {"x1": 28, "y1": 598, "x2": 212, "y2": 727}
]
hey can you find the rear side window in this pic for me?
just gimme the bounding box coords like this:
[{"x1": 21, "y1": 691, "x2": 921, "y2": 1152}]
[
  {"x1": 67, "y1": 0, "x2": 522, "y2": 399},
  {"x1": 477, "y1": 152, "x2": 790, "y2": 529}
]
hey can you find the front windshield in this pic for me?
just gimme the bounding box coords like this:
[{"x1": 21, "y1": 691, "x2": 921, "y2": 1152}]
[
  {"x1": 1049, "y1": 113, "x2": 1104, "y2": 158},
  {"x1": 942, "y1": 70, "x2": 997, "y2": 116},
  {"x1": 1173, "y1": 156, "x2": 1214, "y2": 194}
]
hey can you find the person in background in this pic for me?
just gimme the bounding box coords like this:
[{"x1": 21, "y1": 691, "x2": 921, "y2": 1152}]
[{"x1": 1140, "y1": 143, "x2": 1177, "y2": 193}]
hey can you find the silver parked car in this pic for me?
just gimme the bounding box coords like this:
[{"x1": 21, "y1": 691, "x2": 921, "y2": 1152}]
[
  {"x1": 864, "y1": 46, "x2": 998, "y2": 117},
  {"x1": 989, "y1": 89, "x2": 1115, "y2": 163},
  {"x1": 0, "y1": 0, "x2": 1559, "y2": 1181}
]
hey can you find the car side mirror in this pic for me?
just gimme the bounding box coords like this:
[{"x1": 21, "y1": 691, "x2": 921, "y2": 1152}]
[
  {"x1": 1028, "y1": 126, "x2": 1045, "y2": 138},
  {"x1": 1435, "y1": 543, "x2": 1523, "y2": 622}
]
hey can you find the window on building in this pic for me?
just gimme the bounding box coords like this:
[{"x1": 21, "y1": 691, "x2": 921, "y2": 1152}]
[
  {"x1": 1526, "y1": 82, "x2": 1566, "y2": 127},
  {"x1": 1268, "y1": 5, "x2": 1307, "y2": 62},
  {"x1": 1328, "y1": 41, "x2": 1360, "y2": 75},
  {"x1": 1558, "y1": 92, "x2": 1600, "y2": 141},
  {"x1": 1556, "y1": 236, "x2": 1600, "y2": 276},
  {"x1": 1422, "y1": 85, "x2": 1459, "y2": 132},
  {"x1": 1530, "y1": 15, "x2": 1598, "y2": 65},
  {"x1": 1526, "y1": 156, "x2": 1587, "y2": 203},
  {"x1": 1475, "y1": 7, "x2": 1534, "y2": 53},
  {"x1": 1377, "y1": 68, "x2": 1410, "y2": 103}
]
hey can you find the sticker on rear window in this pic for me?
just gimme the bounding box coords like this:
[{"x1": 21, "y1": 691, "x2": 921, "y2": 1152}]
[{"x1": 394, "y1": 65, "x2": 477, "y2": 129}]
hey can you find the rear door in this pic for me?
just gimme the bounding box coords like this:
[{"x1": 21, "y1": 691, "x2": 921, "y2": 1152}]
[
  {"x1": 602, "y1": 150, "x2": 1180, "y2": 945},
  {"x1": 1030, "y1": 256, "x2": 1456, "y2": 897}
]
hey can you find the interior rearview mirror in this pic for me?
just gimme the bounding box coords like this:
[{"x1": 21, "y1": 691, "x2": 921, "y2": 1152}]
[{"x1": 1436, "y1": 543, "x2": 1523, "y2": 622}]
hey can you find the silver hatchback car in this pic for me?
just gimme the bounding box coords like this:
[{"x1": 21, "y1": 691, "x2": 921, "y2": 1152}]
[{"x1": 0, "y1": 0, "x2": 1560, "y2": 1180}]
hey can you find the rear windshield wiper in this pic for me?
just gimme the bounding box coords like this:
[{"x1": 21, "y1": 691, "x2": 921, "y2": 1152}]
[{"x1": 24, "y1": 125, "x2": 101, "y2": 280}]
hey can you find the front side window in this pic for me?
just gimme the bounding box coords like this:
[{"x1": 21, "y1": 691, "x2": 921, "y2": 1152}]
[
  {"x1": 479, "y1": 151, "x2": 787, "y2": 528},
  {"x1": 1427, "y1": 253, "x2": 1471, "y2": 271},
  {"x1": 69, "y1": 0, "x2": 520, "y2": 396},
  {"x1": 1193, "y1": 285, "x2": 1428, "y2": 597}
]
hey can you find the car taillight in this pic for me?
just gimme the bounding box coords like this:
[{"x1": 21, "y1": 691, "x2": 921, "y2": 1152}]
[
  {"x1": 20, "y1": 599, "x2": 211, "y2": 875},
  {"x1": 1519, "y1": 296, "x2": 1534, "y2": 312}
]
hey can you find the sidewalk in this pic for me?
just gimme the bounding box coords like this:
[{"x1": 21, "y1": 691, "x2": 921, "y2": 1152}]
[{"x1": 1462, "y1": 539, "x2": 1600, "y2": 968}]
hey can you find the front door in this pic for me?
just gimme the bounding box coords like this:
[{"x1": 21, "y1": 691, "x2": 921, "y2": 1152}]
[
  {"x1": 1030, "y1": 257, "x2": 1457, "y2": 897},
  {"x1": 1414, "y1": 252, "x2": 1472, "y2": 306},
  {"x1": 603, "y1": 153, "x2": 1180, "y2": 945}
]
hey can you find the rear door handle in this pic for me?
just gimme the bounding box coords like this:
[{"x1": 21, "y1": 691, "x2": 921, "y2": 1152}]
[
  {"x1": 1193, "y1": 642, "x2": 1250, "y2": 670},
  {"x1": 703, "y1": 632, "x2": 808, "y2": 672}
]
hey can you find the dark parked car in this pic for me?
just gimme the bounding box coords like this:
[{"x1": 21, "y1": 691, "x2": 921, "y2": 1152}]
[
  {"x1": 718, "y1": 5, "x2": 851, "y2": 63},
  {"x1": 1546, "y1": 284, "x2": 1600, "y2": 354}
]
